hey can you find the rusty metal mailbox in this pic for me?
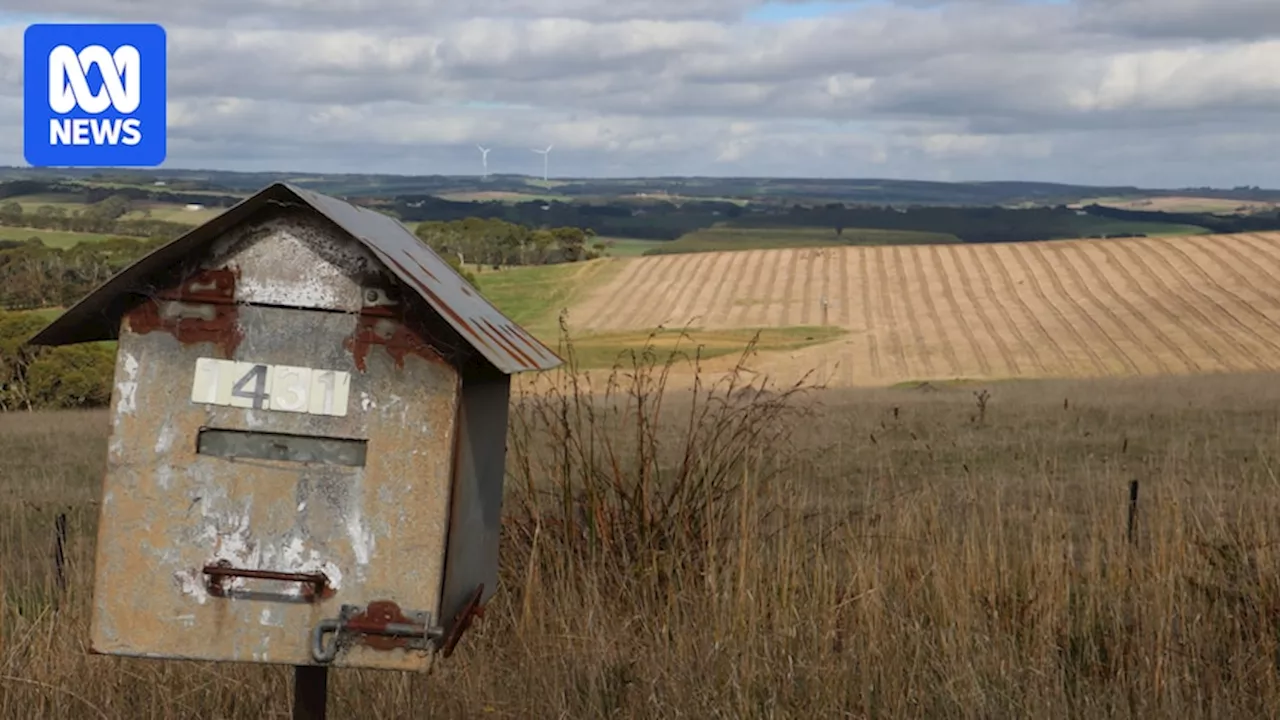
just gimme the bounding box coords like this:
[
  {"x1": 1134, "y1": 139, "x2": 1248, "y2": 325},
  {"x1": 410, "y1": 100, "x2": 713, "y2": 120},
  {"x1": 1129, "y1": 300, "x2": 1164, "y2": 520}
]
[{"x1": 29, "y1": 183, "x2": 561, "y2": 671}]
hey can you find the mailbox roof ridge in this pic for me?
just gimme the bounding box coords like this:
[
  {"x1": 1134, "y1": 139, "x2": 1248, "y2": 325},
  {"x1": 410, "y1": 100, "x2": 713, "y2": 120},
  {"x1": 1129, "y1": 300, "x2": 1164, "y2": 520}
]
[{"x1": 25, "y1": 181, "x2": 563, "y2": 375}]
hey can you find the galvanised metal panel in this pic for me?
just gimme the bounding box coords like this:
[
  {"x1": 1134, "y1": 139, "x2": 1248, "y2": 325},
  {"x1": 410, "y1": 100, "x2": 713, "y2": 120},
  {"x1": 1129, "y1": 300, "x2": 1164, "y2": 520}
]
[{"x1": 92, "y1": 299, "x2": 460, "y2": 671}]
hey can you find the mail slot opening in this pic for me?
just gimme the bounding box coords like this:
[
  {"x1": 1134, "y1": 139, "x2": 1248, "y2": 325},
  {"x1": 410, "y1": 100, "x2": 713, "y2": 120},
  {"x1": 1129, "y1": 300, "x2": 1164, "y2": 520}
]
[{"x1": 197, "y1": 428, "x2": 368, "y2": 467}]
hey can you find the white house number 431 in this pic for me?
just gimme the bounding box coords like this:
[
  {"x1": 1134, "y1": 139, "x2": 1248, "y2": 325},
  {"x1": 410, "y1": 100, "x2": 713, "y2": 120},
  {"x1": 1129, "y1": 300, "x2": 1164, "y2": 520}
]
[{"x1": 189, "y1": 358, "x2": 351, "y2": 417}]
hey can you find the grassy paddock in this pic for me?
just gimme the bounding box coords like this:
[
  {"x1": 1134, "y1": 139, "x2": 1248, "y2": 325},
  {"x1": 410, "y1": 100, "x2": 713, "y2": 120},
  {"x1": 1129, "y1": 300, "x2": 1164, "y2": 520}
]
[
  {"x1": 0, "y1": 225, "x2": 118, "y2": 249},
  {"x1": 562, "y1": 324, "x2": 846, "y2": 369},
  {"x1": 4, "y1": 333, "x2": 1280, "y2": 717}
]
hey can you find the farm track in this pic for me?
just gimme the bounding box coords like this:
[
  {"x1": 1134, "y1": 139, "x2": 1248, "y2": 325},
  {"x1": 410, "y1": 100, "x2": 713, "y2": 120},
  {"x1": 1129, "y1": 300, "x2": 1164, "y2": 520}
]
[{"x1": 567, "y1": 232, "x2": 1280, "y2": 386}]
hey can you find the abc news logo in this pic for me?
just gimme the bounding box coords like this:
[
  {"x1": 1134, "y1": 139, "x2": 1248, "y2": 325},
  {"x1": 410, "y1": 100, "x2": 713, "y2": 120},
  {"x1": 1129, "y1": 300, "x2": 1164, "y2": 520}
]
[
  {"x1": 48, "y1": 44, "x2": 144, "y2": 147},
  {"x1": 24, "y1": 24, "x2": 167, "y2": 168}
]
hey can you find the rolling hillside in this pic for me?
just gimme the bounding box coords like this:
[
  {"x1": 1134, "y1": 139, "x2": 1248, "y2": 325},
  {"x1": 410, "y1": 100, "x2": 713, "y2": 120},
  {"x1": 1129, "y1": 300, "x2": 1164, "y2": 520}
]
[{"x1": 563, "y1": 232, "x2": 1280, "y2": 387}]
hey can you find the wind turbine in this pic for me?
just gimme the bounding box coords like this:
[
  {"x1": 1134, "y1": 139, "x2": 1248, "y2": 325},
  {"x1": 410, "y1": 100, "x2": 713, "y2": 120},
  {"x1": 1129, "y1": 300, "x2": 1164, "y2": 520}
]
[
  {"x1": 531, "y1": 144, "x2": 553, "y2": 182},
  {"x1": 476, "y1": 144, "x2": 491, "y2": 178}
]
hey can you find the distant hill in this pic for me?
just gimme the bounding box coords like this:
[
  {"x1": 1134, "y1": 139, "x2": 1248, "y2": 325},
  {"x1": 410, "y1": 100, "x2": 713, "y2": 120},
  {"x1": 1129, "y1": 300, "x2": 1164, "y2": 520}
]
[{"x1": 2, "y1": 165, "x2": 1279, "y2": 208}]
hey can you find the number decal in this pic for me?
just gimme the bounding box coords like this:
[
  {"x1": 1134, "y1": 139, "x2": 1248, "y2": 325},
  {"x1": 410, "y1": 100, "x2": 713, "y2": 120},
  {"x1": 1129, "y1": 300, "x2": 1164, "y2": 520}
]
[
  {"x1": 190, "y1": 357, "x2": 221, "y2": 405},
  {"x1": 271, "y1": 366, "x2": 312, "y2": 413},
  {"x1": 191, "y1": 359, "x2": 350, "y2": 417},
  {"x1": 309, "y1": 369, "x2": 350, "y2": 417},
  {"x1": 229, "y1": 363, "x2": 271, "y2": 410}
]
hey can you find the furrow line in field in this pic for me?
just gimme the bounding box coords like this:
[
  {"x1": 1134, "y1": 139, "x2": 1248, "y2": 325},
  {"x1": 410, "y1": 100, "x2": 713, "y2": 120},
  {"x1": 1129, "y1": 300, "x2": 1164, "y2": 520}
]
[
  {"x1": 927, "y1": 244, "x2": 990, "y2": 375},
  {"x1": 874, "y1": 247, "x2": 910, "y2": 377},
  {"x1": 780, "y1": 249, "x2": 803, "y2": 327},
  {"x1": 730, "y1": 248, "x2": 770, "y2": 327},
  {"x1": 946, "y1": 244, "x2": 1018, "y2": 376},
  {"x1": 1089, "y1": 241, "x2": 1206, "y2": 373},
  {"x1": 1202, "y1": 235, "x2": 1280, "y2": 312},
  {"x1": 704, "y1": 251, "x2": 746, "y2": 327},
  {"x1": 987, "y1": 244, "x2": 1070, "y2": 368},
  {"x1": 1234, "y1": 234, "x2": 1280, "y2": 285},
  {"x1": 681, "y1": 252, "x2": 734, "y2": 328},
  {"x1": 1134, "y1": 238, "x2": 1271, "y2": 370},
  {"x1": 819, "y1": 249, "x2": 833, "y2": 326},
  {"x1": 796, "y1": 249, "x2": 820, "y2": 326},
  {"x1": 891, "y1": 246, "x2": 935, "y2": 376},
  {"x1": 611, "y1": 255, "x2": 674, "y2": 330},
  {"x1": 1106, "y1": 241, "x2": 1241, "y2": 373},
  {"x1": 1027, "y1": 242, "x2": 1135, "y2": 375},
  {"x1": 908, "y1": 245, "x2": 960, "y2": 375},
  {"x1": 578, "y1": 260, "x2": 645, "y2": 331},
  {"x1": 971, "y1": 244, "x2": 1045, "y2": 374},
  {"x1": 1006, "y1": 243, "x2": 1108, "y2": 376},
  {"x1": 838, "y1": 248, "x2": 852, "y2": 325},
  {"x1": 1054, "y1": 244, "x2": 1144, "y2": 374},
  {"x1": 1165, "y1": 237, "x2": 1280, "y2": 350},
  {"x1": 1069, "y1": 243, "x2": 1187, "y2": 374},
  {"x1": 664, "y1": 252, "x2": 715, "y2": 327},
  {"x1": 752, "y1": 248, "x2": 786, "y2": 327},
  {"x1": 858, "y1": 249, "x2": 882, "y2": 379}
]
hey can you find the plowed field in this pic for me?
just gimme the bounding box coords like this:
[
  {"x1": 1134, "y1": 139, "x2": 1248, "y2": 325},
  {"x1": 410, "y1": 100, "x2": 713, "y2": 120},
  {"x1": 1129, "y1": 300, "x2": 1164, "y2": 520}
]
[{"x1": 566, "y1": 232, "x2": 1280, "y2": 386}]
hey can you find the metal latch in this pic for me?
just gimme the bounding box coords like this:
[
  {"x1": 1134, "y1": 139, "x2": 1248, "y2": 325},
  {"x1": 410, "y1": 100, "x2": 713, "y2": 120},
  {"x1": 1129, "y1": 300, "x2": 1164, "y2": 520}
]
[{"x1": 310, "y1": 601, "x2": 444, "y2": 664}]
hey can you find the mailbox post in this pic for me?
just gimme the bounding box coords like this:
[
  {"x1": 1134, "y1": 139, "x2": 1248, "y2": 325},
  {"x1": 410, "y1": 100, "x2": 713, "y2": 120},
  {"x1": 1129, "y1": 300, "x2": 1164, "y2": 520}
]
[{"x1": 28, "y1": 183, "x2": 562, "y2": 715}]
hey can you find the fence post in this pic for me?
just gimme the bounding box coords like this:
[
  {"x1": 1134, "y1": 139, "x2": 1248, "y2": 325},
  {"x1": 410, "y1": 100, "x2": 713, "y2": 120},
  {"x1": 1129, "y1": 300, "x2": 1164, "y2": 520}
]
[
  {"x1": 53, "y1": 512, "x2": 67, "y2": 593},
  {"x1": 294, "y1": 665, "x2": 328, "y2": 720},
  {"x1": 1126, "y1": 480, "x2": 1139, "y2": 546}
]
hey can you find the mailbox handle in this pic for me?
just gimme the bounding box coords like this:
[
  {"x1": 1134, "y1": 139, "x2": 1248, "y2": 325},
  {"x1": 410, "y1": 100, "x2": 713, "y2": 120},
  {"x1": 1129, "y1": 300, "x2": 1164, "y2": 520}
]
[{"x1": 202, "y1": 562, "x2": 330, "y2": 600}]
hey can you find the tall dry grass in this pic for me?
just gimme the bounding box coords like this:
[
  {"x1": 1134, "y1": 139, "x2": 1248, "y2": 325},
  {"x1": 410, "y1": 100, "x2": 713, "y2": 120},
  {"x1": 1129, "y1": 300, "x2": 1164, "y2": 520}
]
[{"x1": 4, "y1": 329, "x2": 1280, "y2": 717}]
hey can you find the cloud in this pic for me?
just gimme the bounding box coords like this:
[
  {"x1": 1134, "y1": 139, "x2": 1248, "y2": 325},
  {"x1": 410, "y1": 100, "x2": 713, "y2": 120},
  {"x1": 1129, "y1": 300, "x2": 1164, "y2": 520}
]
[{"x1": 1, "y1": 0, "x2": 1279, "y2": 185}]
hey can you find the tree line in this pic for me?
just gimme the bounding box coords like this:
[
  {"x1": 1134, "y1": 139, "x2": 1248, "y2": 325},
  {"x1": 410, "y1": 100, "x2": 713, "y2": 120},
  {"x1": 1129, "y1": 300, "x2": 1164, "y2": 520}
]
[
  {"x1": 0, "y1": 194, "x2": 195, "y2": 240},
  {"x1": 414, "y1": 217, "x2": 603, "y2": 269},
  {"x1": 0, "y1": 310, "x2": 115, "y2": 411}
]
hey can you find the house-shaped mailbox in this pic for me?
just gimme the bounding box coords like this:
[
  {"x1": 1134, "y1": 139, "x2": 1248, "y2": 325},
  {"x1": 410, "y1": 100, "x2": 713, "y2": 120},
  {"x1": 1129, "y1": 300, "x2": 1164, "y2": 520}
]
[{"x1": 28, "y1": 182, "x2": 561, "y2": 671}]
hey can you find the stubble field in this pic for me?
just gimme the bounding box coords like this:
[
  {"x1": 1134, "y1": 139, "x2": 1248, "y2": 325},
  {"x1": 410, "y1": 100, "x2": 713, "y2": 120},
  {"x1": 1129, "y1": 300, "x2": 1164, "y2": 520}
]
[
  {"x1": 568, "y1": 232, "x2": 1280, "y2": 387},
  {"x1": 6, "y1": 351, "x2": 1280, "y2": 718}
]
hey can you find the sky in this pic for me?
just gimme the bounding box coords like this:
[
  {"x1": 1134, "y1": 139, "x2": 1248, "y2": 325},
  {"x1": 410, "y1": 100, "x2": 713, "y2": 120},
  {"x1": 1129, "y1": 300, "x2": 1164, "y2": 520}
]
[{"x1": 1, "y1": 0, "x2": 1279, "y2": 186}]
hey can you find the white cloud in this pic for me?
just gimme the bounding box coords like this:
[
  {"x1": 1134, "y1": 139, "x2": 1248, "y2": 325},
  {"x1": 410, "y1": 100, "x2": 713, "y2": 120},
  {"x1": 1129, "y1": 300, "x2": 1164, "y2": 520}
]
[{"x1": 1, "y1": 0, "x2": 1279, "y2": 185}]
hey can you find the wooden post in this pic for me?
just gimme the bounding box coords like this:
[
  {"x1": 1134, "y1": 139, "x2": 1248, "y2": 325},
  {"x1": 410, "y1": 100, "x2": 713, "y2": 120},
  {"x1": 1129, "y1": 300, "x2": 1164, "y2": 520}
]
[
  {"x1": 293, "y1": 666, "x2": 328, "y2": 720},
  {"x1": 1126, "y1": 480, "x2": 1140, "y2": 546},
  {"x1": 53, "y1": 512, "x2": 67, "y2": 592}
]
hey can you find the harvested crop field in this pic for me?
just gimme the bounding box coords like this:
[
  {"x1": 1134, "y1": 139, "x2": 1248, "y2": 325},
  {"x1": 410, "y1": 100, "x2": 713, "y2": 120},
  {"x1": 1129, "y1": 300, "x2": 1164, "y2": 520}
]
[{"x1": 566, "y1": 232, "x2": 1280, "y2": 387}]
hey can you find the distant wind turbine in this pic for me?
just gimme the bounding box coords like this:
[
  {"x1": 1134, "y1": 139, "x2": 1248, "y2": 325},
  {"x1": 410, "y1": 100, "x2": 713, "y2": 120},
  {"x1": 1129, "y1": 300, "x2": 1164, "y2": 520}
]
[
  {"x1": 477, "y1": 145, "x2": 491, "y2": 178},
  {"x1": 531, "y1": 144, "x2": 553, "y2": 182}
]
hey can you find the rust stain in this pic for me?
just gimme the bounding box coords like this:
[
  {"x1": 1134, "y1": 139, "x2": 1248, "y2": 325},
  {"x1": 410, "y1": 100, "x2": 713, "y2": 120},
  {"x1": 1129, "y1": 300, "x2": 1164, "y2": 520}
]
[
  {"x1": 156, "y1": 267, "x2": 239, "y2": 304},
  {"x1": 127, "y1": 267, "x2": 243, "y2": 357},
  {"x1": 381, "y1": 254, "x2": 503, "y2": 360},
  {"x1": 344, "y1": 600, "x2": 426, "y2": 652},
  {"x1": 496, "y1": 322, "x2": 552, "y2": 363},
  {"x1": 344, "y1": 314, "x2": 446, "y2": 372},
  {"x1": 477, "y1": 319, "x2": 537, "y2": 368},
  {"x1": 126, "y1": 300, "x2": 242, "y2": 357}
]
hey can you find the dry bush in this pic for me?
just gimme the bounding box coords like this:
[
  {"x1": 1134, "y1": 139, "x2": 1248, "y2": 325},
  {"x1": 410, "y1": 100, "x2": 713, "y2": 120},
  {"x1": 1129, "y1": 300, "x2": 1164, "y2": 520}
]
[{"x1": 4, "y1": 341, "x2": 1280, "y2": 717}]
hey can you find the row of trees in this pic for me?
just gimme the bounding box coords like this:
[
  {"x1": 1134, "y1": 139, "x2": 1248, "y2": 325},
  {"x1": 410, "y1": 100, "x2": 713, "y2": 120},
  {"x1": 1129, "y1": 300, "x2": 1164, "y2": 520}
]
[
  {"x1": 0, "y1": 196, "x2": 193, "y2": 239},
  {"x1": 0, "y1": 310, "x2": 115, "y2": 411},
  {"x1": 0, "y1": 236, "x2": 166, "y2": 311},
  {"x1": 414, "y1": 217, "x2": 604, "y2": 268}
]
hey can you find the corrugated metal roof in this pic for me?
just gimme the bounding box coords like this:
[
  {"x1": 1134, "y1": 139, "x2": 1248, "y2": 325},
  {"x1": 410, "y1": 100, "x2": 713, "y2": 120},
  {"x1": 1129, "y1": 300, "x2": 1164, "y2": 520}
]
[{"x1": 27, "y1": 182, "x2": 563, "y2": 375}]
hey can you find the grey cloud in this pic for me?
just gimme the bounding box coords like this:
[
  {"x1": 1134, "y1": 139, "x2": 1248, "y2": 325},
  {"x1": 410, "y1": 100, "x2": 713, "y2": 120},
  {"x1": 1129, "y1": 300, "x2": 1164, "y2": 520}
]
[
  {"x1": 3, "y1": 0, "x2": 1280, "y2": 185},
  {"x1": 1077, "y1": 0, "x2": 1280, "y2": 41}
]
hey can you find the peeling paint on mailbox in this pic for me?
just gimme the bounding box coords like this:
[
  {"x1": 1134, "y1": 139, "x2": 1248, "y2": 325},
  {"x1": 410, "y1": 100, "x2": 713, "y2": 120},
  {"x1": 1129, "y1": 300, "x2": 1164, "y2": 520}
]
[
  {"x1": 98, "y1": 263, "x2": 458, "y2": 671},
  {"x1": 28, "y1": 183, "x2": 563, "y2": 673}
]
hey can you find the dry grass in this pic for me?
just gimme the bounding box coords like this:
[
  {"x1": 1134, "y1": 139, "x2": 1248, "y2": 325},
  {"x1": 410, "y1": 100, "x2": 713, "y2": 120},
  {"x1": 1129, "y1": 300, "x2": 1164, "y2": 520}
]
[
  {"x1": 568, "y1": 232, "x2": 1280, "y2": 388},
  {"x1": 5, "y1": 332, "x2": 1280, "y2": 717}
]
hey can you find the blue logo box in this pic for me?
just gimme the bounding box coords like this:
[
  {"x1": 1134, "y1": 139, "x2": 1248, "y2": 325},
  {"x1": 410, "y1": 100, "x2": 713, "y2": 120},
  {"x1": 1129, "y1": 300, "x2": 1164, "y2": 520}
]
[{"x1": 24, "y1": 23, "x2": 167, "y2": 167}]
